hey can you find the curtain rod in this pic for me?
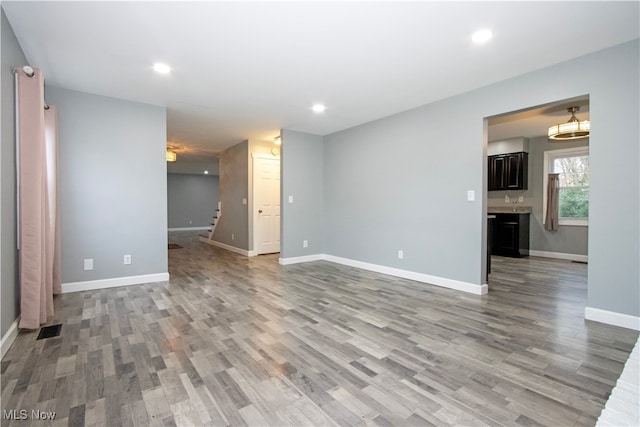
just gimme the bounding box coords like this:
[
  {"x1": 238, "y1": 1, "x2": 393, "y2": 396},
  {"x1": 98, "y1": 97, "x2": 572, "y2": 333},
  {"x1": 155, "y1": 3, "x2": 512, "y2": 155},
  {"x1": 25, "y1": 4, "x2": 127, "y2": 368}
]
[
  {"x1": 12, "y1": 65, "x2": 34, "y2": 77},
  {"x1": 13, "y1": 66, "x2": 50, "y2": 110}
]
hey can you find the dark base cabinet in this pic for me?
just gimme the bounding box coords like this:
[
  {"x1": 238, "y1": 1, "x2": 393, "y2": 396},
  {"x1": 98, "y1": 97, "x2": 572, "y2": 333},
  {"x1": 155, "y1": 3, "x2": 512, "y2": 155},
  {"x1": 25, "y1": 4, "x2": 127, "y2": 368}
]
[{"x1": 491, "y1": 213, "x2": 530, "y2": 258}]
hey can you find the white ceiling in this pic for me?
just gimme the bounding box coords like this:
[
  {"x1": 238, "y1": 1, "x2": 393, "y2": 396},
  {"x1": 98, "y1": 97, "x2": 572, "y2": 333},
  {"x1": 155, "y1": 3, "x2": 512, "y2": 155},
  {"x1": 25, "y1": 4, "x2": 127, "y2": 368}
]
[{"x1": 3, "y1": 1, "x2": 638, "y2": 173}]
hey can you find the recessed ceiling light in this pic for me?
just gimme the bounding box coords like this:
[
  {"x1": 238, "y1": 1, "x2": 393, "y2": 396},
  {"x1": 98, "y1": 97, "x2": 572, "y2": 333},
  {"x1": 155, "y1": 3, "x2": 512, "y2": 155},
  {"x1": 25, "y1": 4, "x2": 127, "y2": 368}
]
[
  {"x1": 153, "y1": 63, "x2": 171, "y2": 74},
  {"x1": 471, "y1": 29, "x2": 493, "y2": 44},
  {"x1": 312, "y1": 104, "x2": 326, "y2": 113},
  {"x1": 204, "y1": 170, "x2": 209, "y2": 175}
]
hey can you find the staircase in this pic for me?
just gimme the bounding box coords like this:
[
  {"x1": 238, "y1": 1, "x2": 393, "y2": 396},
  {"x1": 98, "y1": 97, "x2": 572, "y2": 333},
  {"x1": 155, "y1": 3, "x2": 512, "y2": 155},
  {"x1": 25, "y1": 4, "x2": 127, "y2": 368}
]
[
  {"x1": 200, "y1": 202, "x2": 221, "y2": 241},
  {"x1": 596, "y1": 336, "x2": 640, "y2": 426}
]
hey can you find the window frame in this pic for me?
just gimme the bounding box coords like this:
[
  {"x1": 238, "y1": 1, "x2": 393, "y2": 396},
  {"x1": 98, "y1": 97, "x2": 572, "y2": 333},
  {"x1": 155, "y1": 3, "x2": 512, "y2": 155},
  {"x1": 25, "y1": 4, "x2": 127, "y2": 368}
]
[{"x1": 543, "y1": 146, "x2": 590, "y2": 227}]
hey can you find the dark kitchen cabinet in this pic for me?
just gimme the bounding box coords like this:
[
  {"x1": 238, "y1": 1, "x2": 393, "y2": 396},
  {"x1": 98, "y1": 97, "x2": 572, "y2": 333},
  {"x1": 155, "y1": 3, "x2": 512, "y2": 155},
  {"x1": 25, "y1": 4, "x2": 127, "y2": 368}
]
[
  {"x1": 491, "y1": 213, "x2": 530, "y2": 258},
  {"x1": 488, "y1": 152, "x2": 528, "y2": 191}
]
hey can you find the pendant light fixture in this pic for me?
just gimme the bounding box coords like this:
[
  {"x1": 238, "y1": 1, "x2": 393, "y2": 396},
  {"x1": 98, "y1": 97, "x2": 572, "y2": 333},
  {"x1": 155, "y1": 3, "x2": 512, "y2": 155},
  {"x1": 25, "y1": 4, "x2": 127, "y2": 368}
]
[{"x1": 548, "y1": 106, "x2": 590, "y2": 140}]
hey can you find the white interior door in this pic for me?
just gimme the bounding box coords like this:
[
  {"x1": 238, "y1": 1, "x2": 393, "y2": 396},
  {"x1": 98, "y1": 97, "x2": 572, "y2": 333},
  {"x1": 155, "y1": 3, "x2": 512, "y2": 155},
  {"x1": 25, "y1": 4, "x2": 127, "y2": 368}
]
[{"x1": 253, "y1": 155, "x2": 280, "y2": 254}]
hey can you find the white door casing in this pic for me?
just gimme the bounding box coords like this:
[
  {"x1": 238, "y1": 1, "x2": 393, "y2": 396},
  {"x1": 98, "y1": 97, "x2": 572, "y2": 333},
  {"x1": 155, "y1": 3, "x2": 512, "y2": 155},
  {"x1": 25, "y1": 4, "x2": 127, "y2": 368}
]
[{"x1": 252, "y1": 154, "x2": 280, "y2": 254}]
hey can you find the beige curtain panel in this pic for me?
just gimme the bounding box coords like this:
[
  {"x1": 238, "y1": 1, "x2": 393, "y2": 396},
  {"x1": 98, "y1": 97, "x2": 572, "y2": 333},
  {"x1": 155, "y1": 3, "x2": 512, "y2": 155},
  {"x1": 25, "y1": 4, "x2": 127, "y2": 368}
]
[
  {"x1": 16, "y1": 67, "x2": 61, "y2": 330},
  {"x1": 545, "y1": 173, "x2": 560, "y2": 232}
]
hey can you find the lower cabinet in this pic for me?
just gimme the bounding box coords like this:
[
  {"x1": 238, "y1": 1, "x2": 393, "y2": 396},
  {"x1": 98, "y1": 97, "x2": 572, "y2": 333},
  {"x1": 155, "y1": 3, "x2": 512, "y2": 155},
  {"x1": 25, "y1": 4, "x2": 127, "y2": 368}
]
[{"x1": 491, "y1": 213, "x2": 530, "y2": 258}]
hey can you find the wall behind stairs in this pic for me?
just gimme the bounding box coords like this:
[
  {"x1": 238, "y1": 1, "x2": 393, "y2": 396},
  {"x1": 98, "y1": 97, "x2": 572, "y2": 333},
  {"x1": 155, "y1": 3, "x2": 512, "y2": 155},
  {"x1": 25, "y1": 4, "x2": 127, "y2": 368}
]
[
  {"x1": 216, "y1": 140, "x2": 249, "y2": 250},
  {"x1": 167, "y1": 173, "x2": 219, "y2": 229}
]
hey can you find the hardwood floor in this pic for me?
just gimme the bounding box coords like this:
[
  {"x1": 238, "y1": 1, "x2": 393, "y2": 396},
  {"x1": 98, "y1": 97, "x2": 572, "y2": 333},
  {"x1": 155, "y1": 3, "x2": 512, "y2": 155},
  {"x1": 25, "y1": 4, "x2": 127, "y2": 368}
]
[{"x1": 2, "y1": 231, "x2": 638, "y2": 426}]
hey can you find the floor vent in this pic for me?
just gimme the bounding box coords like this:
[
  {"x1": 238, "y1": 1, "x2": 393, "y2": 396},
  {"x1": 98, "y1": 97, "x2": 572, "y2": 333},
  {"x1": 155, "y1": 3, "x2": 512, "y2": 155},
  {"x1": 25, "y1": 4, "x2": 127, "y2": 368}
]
[{"x1": 36, "y1": 324, "x2": 62, "y2": 340}]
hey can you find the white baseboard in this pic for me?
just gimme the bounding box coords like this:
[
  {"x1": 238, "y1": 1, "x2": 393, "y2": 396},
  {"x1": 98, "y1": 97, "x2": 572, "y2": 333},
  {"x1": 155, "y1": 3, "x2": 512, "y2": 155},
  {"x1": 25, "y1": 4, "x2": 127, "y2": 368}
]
[
  {"x1": 529, "y1": 250, "x2": 588, "y2": 263},
  {"x1": 325, "y1": 255, "x2": 487, "y2": 295},
  {"x1": 279, "y1": 254, "x2": 325, "y2": 265},
  {"x1": 279, "y1": 253, "x2": 486, "y2": 295},
  {"x1": 585, "y1": 307, "x2": 640, "y2": 331},
  {"x1": 168, "y1": 226, "x2": 209, "y2": 231},
  {"x1": 198, "y1": 237, "x2": 257, "y2": 257},
  {"x1": 62, "y1": 272, "x2": 169, "y2": 294},
  {"x1": 1, "y1": 317, "x2": 20, "y2": 359}
]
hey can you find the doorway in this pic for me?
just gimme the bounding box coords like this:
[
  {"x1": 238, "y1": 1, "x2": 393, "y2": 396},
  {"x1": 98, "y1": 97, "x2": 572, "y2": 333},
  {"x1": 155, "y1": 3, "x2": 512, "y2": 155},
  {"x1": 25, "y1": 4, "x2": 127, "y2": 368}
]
[{"x1": 485, "y1": 96, "x2": 590, "y2": 287}]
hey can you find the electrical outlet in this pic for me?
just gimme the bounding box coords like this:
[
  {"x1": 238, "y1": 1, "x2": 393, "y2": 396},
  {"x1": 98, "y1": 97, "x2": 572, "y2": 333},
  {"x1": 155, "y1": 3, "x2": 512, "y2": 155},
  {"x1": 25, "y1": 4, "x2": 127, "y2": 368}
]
[
  {"x1": 518, "y1": 196, "x2": 524, "y2": 203},
  {"x1": 84, "y1": 258, "x2": 93, "y2": 271},
  {"x1": 231, "y1": 233, "x2": 235, "y2": 240},
  {"x1": 124, "y1": 255, "x2": 131, "y2": 265},
  {"x1": 398, "y1": 250, "x2": 404, "y2": 259},
  {"x1": 303, "y1": 240, "x2": 308, "y2": 248}
]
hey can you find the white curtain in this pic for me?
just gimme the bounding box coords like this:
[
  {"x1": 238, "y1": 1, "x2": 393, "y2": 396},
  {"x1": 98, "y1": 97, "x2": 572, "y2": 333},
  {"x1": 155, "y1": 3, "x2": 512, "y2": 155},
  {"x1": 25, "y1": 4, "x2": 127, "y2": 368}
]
[{"x1": 16, "y1": 67, "x2": 61, "y2": 330}]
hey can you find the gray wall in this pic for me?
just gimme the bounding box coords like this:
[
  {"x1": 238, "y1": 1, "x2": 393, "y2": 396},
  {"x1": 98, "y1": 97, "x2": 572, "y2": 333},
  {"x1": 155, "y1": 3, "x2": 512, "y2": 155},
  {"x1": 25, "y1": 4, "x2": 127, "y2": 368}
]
[
  {"x1": 167, "y1": 173, "x2": 219, "y2": 229},
  {"x1": 323, "y1": 100, "x2": 485, "y2": 283},
  {"x1": 216, "y1": 140, "x2": 249, "y2": 249},
  {"x1": 528, "y1": 136, "x2": 589, "y2": 255},
  {"x1": 281, "y1": 130, "x2": 324, "y2": 258},
  {"x1": 0, "y1": 8, "x2": 27, "y2": 337},
  {"x1": 46, "y1": 86, "x2": 168, "y2": 283},
  {"x1": 283, "y1": 40, "x2": 639, "y2": 318}
]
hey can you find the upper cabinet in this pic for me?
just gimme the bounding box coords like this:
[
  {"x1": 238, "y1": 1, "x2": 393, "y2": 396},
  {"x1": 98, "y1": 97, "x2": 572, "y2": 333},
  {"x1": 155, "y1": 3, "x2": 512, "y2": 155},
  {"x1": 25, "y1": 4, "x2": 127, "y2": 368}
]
[{"x1": 488, "y1": 151, "x2": 528, "y2": 191}]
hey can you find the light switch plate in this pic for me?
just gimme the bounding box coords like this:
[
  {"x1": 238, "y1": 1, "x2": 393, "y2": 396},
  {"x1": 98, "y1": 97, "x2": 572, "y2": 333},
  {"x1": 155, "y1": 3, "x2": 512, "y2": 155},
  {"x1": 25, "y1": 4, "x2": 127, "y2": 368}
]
[
  {"x1": 84, "y1": 258, "x2": 93, "y2": 271},
  {"x1": 288, "y1": 195, "x2": 294, "y2": 203},
  {"x1": 467, "y1": 190, "x2": 475, "y2": 201}
]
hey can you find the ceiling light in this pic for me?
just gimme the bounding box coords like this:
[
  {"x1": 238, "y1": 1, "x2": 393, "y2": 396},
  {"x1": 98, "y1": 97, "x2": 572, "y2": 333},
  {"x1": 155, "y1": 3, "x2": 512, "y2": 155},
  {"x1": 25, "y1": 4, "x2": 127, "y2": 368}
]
[
  {"x1": 153, "y1": 63, "x2": 171, "y2": 74},
  {"x1": 166, "y1": 150, "x2": 177, "y2": 162},
  {"x1": 312, "y1": 104, "x2": 326, "y2": 113},
  {"x1": 204, "y1": 170, "x2": 209, "y2": 175},
  {"x1": 472, "y1": 29, "x2": 493, "y2": 44},
  {"x1": 274, "y1": 135, "x2": 281, "y2": 145},
  {"x1": 548, "y1": 106, "x2": 590, "y2": 140}
]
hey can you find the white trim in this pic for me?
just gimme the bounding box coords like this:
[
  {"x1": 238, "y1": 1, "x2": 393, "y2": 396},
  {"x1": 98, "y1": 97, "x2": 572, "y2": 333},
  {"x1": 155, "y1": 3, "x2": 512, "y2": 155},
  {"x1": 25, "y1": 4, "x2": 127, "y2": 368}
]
[
  {"x1": 585, "y1": 307, "x2": 640, "y2": 331},
  {"x1": 1, "y1": 317, "x2": 20, "y2": 359},
  {"x1": 529, "y1": 250, "x2": 588, "y2": 263},
  {"x1": 279, "y1": 254, "x2": 325, "y2": 265},
  {"x1": 168, "y1": 226, "x2": 209, "y2": 231},
  {"x1": 282, "y1": 254, "x2": 487, "y2": 295},
  {"x1": 199, "y1": 237, "x2": 258, "y2": 256},
  {"x1": 325, "y1": 255, "x2": 487, "y2": 295},
  {"x1": 558, "y1": 218, "x2": 588, "y2": 227},
  {"x1": 62, "y1": 272, "x2": 169, "y2": 293}
]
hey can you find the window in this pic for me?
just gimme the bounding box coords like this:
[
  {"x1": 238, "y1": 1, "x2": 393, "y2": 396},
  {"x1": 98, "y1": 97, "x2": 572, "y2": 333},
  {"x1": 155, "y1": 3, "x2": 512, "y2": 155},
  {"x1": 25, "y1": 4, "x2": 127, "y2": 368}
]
[{"x1": 543, "y1": 146, "x2": 589, "y2": 226}]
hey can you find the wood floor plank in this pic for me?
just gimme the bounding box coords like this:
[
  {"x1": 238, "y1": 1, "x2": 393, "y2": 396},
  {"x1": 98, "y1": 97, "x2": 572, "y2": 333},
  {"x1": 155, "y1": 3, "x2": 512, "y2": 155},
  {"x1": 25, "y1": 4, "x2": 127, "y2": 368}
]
[{"x1": 1, "y1": 231, "x2": 638, "y2": 426}]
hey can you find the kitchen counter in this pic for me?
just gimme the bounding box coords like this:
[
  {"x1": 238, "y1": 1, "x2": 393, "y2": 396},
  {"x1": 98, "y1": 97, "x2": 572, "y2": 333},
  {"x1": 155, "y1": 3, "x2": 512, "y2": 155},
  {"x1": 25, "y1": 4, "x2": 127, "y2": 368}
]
[{"x1": 488, "y1": 206, "x2": 532, "y2": 214}]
